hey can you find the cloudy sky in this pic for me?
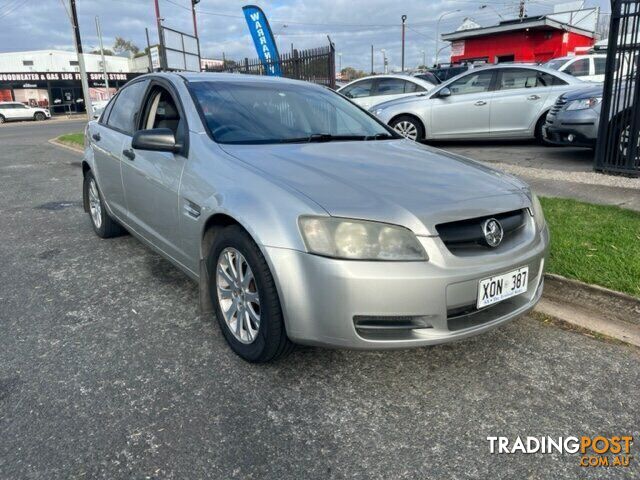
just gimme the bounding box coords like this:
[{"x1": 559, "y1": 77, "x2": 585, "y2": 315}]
[{"x1": 0, "y1": 0, "x2": 610, "y2": 71}]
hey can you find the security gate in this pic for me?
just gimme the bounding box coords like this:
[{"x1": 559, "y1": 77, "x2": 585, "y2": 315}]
[{"x1": 595, "y1": 0, "x2": 640, "y2": 176}]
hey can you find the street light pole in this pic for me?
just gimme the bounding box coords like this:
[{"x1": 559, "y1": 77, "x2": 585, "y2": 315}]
[
  {"x1": 421, "y1": 49, "x2": 426, "y2": 68},
  {"x1": 371, "y1": 44, "x2": 374, "y2": 74},
  {"x1": 95, "y1": 16, "x2": 110, "y2": 98},
  {"x1": 68, "y1": 0, "x2": 93, "y2": 119},
  {"x1": 401, "y1": 15, "x2": 407, "y2": 72},
  {"x1": 338, "y1": 52, "x2": 342, "y2": 74},
  {"x1": 380, "y1": 49, "x2": 387, "y2": 74},
  {"x1": 434, "y1": 9, "x2": 461, "y2": 67}
]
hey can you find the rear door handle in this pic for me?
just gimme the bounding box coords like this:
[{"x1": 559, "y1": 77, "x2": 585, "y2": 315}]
[
  {"x1": 122, "y1": 149, "x2": 135, "y2": 161},
  {"x1": 527, "y1": 95, "x2": 541, "y2": 100},
  {"x1": 92, "y1": 132, "x2": 101, "y2": 141},
  {"x1": 474, "y1": 100, "x2": 487, "y2": 106}
]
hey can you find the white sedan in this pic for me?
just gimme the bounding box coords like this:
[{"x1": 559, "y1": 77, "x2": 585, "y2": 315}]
[{"x1": 338, "y1": 74, "x2": 437, "y2": 110}]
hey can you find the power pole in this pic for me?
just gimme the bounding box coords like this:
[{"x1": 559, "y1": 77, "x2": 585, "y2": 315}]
[
  {"x1": 371, "y1": 45, "x2": 374, "y2": 74},
  {"x1": 95, "y1": 16, "x2": 110, "y2": 97},
  {"x1": 519, "y1": 0, "x2": 526, "y2": 20},
  {"x1": 68, "y1": 0, "x2": 93, "y2": 119},
  {"x1": 153, "y1": 0, "x2": 165, "y2": 70},
  {"x1": 401, "y1": 15, "x2": 407, "y2": 72},
  {"x1": 191, "y1": 0, "x2": 201, "y2": 71}
]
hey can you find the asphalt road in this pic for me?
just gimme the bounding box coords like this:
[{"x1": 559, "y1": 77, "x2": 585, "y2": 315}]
[{"x1": 1, "y1": 120, "x2": 639, "y2": 479}]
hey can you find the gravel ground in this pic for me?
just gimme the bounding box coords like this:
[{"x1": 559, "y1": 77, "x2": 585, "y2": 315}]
[{"x1": 1, "y1": 121, "x2": 639, "y2": 479}]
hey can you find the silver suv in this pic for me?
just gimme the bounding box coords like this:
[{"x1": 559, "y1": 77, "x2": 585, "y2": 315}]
[{"x1": 82, "y1": 73, "x2": 549, "y2": 362}]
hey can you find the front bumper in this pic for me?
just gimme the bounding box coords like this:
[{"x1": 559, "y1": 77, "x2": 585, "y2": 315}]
[
  {"x1": 543, "y1": 109, "x2": 598, "y2": 148},
  {"x1": 265, "y1": 224, "x2": 549, "y2": 349}
]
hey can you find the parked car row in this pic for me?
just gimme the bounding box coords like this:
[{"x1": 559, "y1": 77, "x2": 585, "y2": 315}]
[{"x1": 362, "y1": 65, "x2": 586, "y2": 142}]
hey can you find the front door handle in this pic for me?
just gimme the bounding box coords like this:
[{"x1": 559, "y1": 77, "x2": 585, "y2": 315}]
[
  {"x1": 527, "y1": 95, "x2": 541, "y2": 100},
  {"x1": 92, "y1": 132, "x2": 101, "y2": 141},
  {"x1": 122, "y1": 149, "x2": 135, "y2": 161},
  {"x1": 474, "y1": 100, "x2": 487, "y2": 106}
]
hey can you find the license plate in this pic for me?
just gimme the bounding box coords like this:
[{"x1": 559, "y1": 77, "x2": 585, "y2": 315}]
[{"x1": 477, "y1": 266, "x2": 529, "y2": 309}]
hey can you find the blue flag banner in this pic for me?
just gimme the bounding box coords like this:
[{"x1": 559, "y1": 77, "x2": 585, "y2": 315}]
[{"x1": 242, "y1": 5, "x2": 282, "y2": 76}]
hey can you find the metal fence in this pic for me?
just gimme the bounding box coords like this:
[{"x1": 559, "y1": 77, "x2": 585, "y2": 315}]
[
  {"x1": 204, "y1": 44, "x2": 336, "y2": 89},
  {"x1": 595, "y1": 0, "x2": 640, "y2": 176}
]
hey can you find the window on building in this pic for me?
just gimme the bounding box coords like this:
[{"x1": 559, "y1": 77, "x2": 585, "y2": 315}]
[
  {"x1": 22, "y1": 60, "x2": 34, "y2": 66},
  {"x1": 69, "y1": 60, "x2": 79, "y2": 66}
]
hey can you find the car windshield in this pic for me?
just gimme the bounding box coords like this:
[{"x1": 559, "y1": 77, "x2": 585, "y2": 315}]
[
  {"x1": 543, "y1": 59, "x2": 568, "y2": 71},
  {"x1": 189, "y1": 80, "x2": 394, "y2": 144}
]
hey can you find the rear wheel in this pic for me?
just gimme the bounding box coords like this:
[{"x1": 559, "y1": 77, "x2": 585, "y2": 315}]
[
  {"x1": 208, "y1": 225, "x2": 293, "y2": 363},
  {"x1": 390, "y1": 115, "x2": 424, "y2": 141},
  {"x1": 83, "y1": 171, "x2": 125, "y2": 238},
  {"x1": 34, "y1": 112, "x2": 46, "y2": 121},
  {"x1": 0, "y1": 115, "x2": 5, "y2": 124}
]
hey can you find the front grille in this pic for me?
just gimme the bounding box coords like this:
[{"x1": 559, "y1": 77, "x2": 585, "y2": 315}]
[
  {"x1": 548, "y1": 95, "x2": 568, "y2": 118},
  {"x1": 436, "y1": 209, "x2": 527, "y2": 254}
]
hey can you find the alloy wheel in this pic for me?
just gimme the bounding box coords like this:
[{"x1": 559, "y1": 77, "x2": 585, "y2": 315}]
[
  {"x1": 216, "y1": 247, "x2": 261, "y2": 344},
  {"x1": 394, "y1": 121, "x2": 418, "y2": 141},
  {"x1": 88, "y1": 178, "x2": 102, "y2": 229},
  {"x1": 619, "y1": 124, "x2": 640, "y2": 161}
]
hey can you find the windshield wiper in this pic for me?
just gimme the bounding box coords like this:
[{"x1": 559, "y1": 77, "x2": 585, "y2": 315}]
[
  {"x1": 277, "y1": 134, "x2": 369, "y2": 144},
  {"x1": 365, "y1": 133, "x2": 395, "y2": 141}
]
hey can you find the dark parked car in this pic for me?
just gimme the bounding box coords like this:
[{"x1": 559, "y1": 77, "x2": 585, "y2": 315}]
[{"x1": 543, "y1": 85, "x2": 602, "y2": 148}]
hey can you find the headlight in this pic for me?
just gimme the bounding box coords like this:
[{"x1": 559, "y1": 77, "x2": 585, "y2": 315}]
[
  {"x1": 566, "y1": 97, "x2": 601, "y2": 111},
  {"x1": 529, "y1": 193, "x2": 546, "y2": 231},
  {"x1": 299, "y1": 216, "x2": 427, "y2": 261}
]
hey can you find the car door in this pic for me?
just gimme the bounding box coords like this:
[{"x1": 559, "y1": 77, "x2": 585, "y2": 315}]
[
  {"x1": 120, "y1": 81, "x2": 189, "y2": 264},
  {"x1": 489, "y1": 68, "x2": 553, "y2": 137},
  {"x1": 91, "y1": 79, "x2": 149, "y2": 220},
  {"x1": 0, "y1": 104, "x2": 16, "y2": 119},
  {"x1": 339, "y1": 79, "x2": 374, "y2": 108},
  {"x1": 370, "y1": 78, "x2": 426, "y2": 108},
  {"x1": 429, "y1": 70, "x2": 496, "y2": 139}
]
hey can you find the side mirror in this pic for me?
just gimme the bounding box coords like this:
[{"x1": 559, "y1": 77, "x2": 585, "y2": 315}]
[
  {"x1": 132, "y1": 128, "x2": 181, "y2": 153},
  {"x1": 438, "y1": 87, "x2": 452, "y2": 98}
]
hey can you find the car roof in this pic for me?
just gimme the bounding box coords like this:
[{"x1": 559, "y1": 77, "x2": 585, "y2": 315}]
[
  {"x1": 450, "y1": 63, "x2": 582, "y2": 83},
  {"x1": 338, "y1": 74, "x2": 436, "y2": 90}
]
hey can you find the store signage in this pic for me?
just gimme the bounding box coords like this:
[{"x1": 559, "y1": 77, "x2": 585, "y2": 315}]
[
  {"x1": 451, "y1": 41, "x2": 465, "y2": 57},
  {"x1": 0, "y1": 72, "x2": 136, "y2": 82}
]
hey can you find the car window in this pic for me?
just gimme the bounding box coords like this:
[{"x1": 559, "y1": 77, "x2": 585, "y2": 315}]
[
  {"x1": 141, "y1": 86, "x2": 184, "y2": 142},
  {"x1": 499, "y1": 69, "x2": 540, "y2": 90},
  {"x1": 543, "y1": 59, "x2": 567, "y2": 71},
  {"x1": 594, "y1": 57, "x2": 607, "y2": 75},
  {"x1": 189, "y1": 80, "x2": 392, "y2": 144},
  {"x1": 448, "y1": 71, "x2": 494, "y2": 95},
  {"x1": 498, "y1": 69, "x2": 562, "y2": 89},
  {"x1": 99, "y1": 96, "x2": 117, "y2": 124},
  {"x1": 341, "y1": 80, "x2": 373, "y2": 99},
  {"x1": 106, "y1": 80, "x2": 149, "y2": 134},
  {"x1": 375, "y1": 78, "x2": 408, "y2": 96},
  {"x1": 404, "y1": 81, "x2": 426, "y2": 93},
  {"x1": 565, "y1": 58, "x2": 590, "y2": 77}
]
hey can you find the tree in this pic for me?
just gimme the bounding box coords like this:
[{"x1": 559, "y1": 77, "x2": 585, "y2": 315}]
[
  {"x1": 91, "y1": 48, "x2": 113, "y2": 56},
  {"x1": 112, "y1": 36, "x2": 140, "y2": 56},
  {"x1": 341, "y1": 66, "x2": 366, "y2": 81}
]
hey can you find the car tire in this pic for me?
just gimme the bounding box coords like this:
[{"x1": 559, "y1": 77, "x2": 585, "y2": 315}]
[
  {"x1": 208, "y1": 225, "x2": 294, "y2": 363},
  {"x1": 83, "y1": 171, "x2": 125, "y2": 238},
  {"x1": 535, "y1": 114, "x2": 551, "y2": 146},
  {"x1": 0, "y1": 115, "x2": 5, "y2": 124},
  {"x1": 34, "y1": 112, "x2": 46, "y2": 121},
  {"x1": 390, "y1": 115, "x2": 425, "y2": 141}
]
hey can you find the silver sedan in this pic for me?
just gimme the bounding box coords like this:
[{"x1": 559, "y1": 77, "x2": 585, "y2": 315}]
[
  {"x1": 82, "y1": 72, "x2": 549, "y2": 362},
  {"x1": 371, "y1": 64, "x2": 585, "y2": 142}
]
